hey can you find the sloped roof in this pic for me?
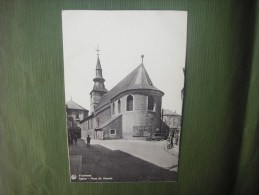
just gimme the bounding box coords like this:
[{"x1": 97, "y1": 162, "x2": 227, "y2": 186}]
[
  {"x1": 95, "y1": 114, "x2": 122, "y2": 130},
  {"x1": 92, "y1": 82, "x2": 108, "y2": 93},
  {"x1": 96, "y1": 64, "x2": 163, "y2": 110},
  {"x1": 163, "y1": 109, "x2": 180, "y2": 116},
  {"x1": 66, "y1": 100, "x2": 88, "y2": 111}
]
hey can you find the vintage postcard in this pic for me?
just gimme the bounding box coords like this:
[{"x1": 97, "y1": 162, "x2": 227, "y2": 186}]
[{"x1": 62, "y1": 10, "x2": 187, "y2": 182}]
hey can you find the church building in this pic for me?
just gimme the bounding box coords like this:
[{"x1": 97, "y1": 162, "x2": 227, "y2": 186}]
[{"x1": 79, "y1": 52, "x2": 164, "y2": 140}]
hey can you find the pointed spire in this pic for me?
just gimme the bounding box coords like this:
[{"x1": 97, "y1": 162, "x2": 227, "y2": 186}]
[
  {"x1": 96, "y1": 46, "x2": 102, "y2": 70},
  {"x1": 96, "y1": 55, "x2": 102, "y2": 70},
  {"x1": 94, "y1": 46, "x2": 103, "y2": 78},
  {"x1": 91, "y1": 46, "x2": 107, "y2": 93},
  {"x1": 141, "y1": 54, "x2": 144, "y2": 64}
]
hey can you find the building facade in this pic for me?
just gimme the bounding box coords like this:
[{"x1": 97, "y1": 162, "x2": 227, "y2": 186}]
[
  {"x1": 162, "y1": 109, "x2": 181, "y2": 135},
  {"x1": 66, "y1": 99, "x2": 89, "y2": 124},
  {"x1": 79, "y1": 54, "x2": 164, "y2": 140}
]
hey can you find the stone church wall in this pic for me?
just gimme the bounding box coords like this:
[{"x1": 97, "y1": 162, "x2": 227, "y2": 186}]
[
  {"x1": 82, "y1": 89, "x2": 163, "y2": 140},
  {"x1": 102, "y1": 115, "x2": 122, "y2": 139},
  {"x1": 96, "y1": 107, "x2": 111, "y2": 127},
  {"x1": 110, "y1": 90, "x2": 163, "y2": 139}
]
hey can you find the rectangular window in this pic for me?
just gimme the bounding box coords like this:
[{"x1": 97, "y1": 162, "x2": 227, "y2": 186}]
[
  {"x1": 148, "y1": 96, "x2": 154, "y2": 110},
  {"x1": 110, "y1": 129, "x2": 116, "y2": 135}
]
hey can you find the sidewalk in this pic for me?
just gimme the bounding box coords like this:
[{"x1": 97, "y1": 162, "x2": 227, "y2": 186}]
[
  {"x1": 163, "y1": 141, "x2": 180, "y2": 171},
  {"x1": 164, "y1": 143, "x2": 179, "y2": 156}
]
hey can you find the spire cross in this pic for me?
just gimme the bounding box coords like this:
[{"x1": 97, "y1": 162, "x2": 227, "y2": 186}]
[
  {"x1": 141, "y1": 55, "x2": 144, "y2": 64},
  {"x1": 96, "y1": 45, "x2": 100, "y2": 56}
]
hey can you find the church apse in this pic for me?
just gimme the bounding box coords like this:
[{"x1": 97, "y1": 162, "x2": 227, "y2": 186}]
[{"x1": 81, "y1": 54, "x2": 164, "y2": 140}]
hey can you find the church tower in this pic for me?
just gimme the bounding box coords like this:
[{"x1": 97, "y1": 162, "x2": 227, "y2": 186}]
[{"x1": 90, "y1": 47, "x2": 108, "y2": 114}]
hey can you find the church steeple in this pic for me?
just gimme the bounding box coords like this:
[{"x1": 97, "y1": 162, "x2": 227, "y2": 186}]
[
  {"x1": 90, "y1": 47, "x2": 108, "y2": 114},
  {"x1": 92, "y1": 47, "x2": 107, "y2": 92},
  {"x1": 94, "y1": 54, "x2": 104, "y2": 82}
]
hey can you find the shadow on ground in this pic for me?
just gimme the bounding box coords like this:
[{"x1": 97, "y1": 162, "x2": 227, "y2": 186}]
[{"x1": 69, "y1": 140, "x2": 177, "y2": 182}]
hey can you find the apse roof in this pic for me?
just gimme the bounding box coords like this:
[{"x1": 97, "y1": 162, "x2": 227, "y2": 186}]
[{"x1": 96, "y1": 64, "x2": 164, "y2": 110}]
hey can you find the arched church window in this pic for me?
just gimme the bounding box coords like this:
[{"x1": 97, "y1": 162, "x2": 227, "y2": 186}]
[
  {"x1": 96, "y1": 117, "x2": 99, "y2": 126},
  {"x1": 91, "y1": 119, "x2": 93, "y2": 129},
  {"x1": 118, "y1": 99, "x2": 121, "y2": 113},
  {"x1": 148, "y1": 96, "x2": 154, "y2": 111},
  {"x1": 126, "y1": 95, "x2": 133, "y2": 111},
  {"x1": 112, "y1": 102, "x2": 115, "y2": 115}
]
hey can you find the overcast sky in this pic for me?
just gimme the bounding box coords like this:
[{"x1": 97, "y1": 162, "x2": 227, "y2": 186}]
[{"x1": 62, "y1": 10, "x2": 187, "y2": 114}]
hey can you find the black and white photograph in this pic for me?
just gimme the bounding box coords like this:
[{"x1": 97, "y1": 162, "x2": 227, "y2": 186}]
[{"x1": 62, "y1": 10, "x2": 187, "y2": 182}]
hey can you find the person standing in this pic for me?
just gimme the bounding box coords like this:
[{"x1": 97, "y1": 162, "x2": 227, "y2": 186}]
[
  {"x1": 73, "y1": 131, "x2": 78, "y2": 145},
  {"x1": 170, "y1": 135, "x2": 174, "y2": 148},
  {"x1": 87, "y1": 135, "x2": 91, "y2": 147},
  {"x1": 175, "y1": 134, "x2": 179, "y2": 145}
]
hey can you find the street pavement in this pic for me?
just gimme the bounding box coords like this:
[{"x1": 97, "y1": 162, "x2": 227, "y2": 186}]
[
  {"x1": 69, "y1": 139, "x2": 178, "y2": 182},
  {"x1": 88, "y1": 139, "x2": 179, "y2": 171}
]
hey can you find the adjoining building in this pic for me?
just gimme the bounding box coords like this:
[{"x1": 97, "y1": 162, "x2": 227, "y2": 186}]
[
  {"x1": 162, "y1": 109, "x2": 181, "y2": 135},
  {"x1": 79, "y1": 53, "x2": 164, "y2": 140},
  {"x1": 66, "y1": 99, "x2": 89, "y2": 124}
]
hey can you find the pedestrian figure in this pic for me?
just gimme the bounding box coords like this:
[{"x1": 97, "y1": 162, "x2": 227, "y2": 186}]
[
  {"x1": 167, "y1": 138, "x2": 172, "y2": 149},
  {"x1": 175, "y1": 134, "x2": 179, "y2": 145},
  {"x1": 87, "y1": 135, "x2": 91, "y2": 147},
  {"x1": 170, "y1": 135, "x2": 174, "y2": 148},
  {"x1": 68, "y1": 130, "x2": 73, "y2": 145},
  {"x1": 73, "y1": 131, "x2": 78, "y2": 145}
]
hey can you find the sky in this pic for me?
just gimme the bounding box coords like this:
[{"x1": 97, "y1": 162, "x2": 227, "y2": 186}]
[{"x1": 62, "y1": 10, "x2": 187, "y2": 114}]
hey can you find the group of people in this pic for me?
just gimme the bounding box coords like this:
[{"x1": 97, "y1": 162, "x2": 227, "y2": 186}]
[
  {"x1": 68, "y1": 130, "x2": 91, "y2": 147},
  {"x1": 167, "y1": 132, "x2": 179, "y2": 149},
  {"x1": 68, "y1": 129, "x2": 79, "y2": 145}
]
